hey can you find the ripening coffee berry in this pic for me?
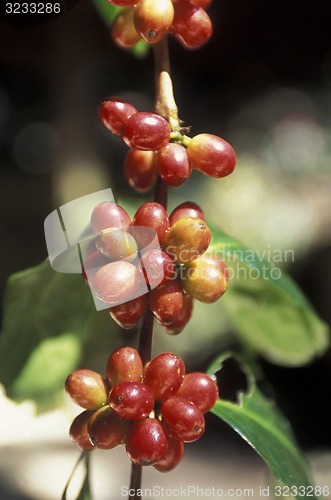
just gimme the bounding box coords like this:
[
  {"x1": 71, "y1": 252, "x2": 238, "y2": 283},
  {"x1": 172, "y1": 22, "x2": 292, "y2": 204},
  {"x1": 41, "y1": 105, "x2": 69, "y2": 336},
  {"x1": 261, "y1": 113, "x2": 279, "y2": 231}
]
[
  {"x1": 169, "y1": 201, "x2": 205, "y2": 225},
  {"x1": 111, "y1": 8, "x2": 141, "y2": 49},
  {"x1": 140, "y1": 249, "x2": 175, "y2": 288},
  {"x1": 109, "y1": 294, "x2": 147, "y2": 329},
  {"x1": 122, "y1": 112, "x2": 171, "y2": 151},
  {"x1": 153, "y1": 432, "x2": 184, "y2": 472},
  {"x1": 107, "y1": 346, "x2": 143, "y2": 385},
  {"x1": 165, "y1": 293, "x2": 193, "y2": 335},
  {"x1": 108, "y1": 381, "x2": 155, "y2": 420},
  {"x1": 96, "y1": 228, "x2": 138, "y2": 261},
  {"x1": 157, "y1": 143, "x2": 191, "y2": 187},
  {"x1": 134, "y1": 0, "x2": 174, "y2": 44},
  {"x1": 176, "y1": 372, "x2": 218, "y2": 413},
  {"x1": 88, "y1": 405, "x2": 129, "y2": 450},
  {"x1": 92, "y1": 260, "x2": 140, "y2": 305},
  {"x1": 186, "y1": 133, "x2": 236, "y2": 178},
  {"x1": 149, "y1": 278, "x2": 184, "y2": 325},
  {"x1": 164, "y1": 217, "x2": 211, "y2": 264},
  {"x1": 124, "y1": 149, "x2": 157, "y2": 193},
  {"x1": 91, "y1": 201, "x2": 131, "y2": 235},
  {"x1": 125, "y1": 418, "x2": 168, "y2": 466},
  {"x1": 69, "y1": 410, "x2": 95, "y2": 451},
  {"x1": 143, "y1": 352, "x2": 185, "y2": 401},
  {"x1": 170, "y1": 2, "x2": 212, "y2": 49},
  {"x1": 132, "y1": 202, "x2": 170, "y2": 247},
  {"x1": 181, "y1": 254, "x2": 228, "y2": 303},
  {"x1": 161, "y1": 396, "x2": 205, "y2": 442},
  {"x1": 65, "y1": 369, "x2": 108, "y2": 410},
  {"x1": 98, "y1": 97, "x2": 137, "y2": 136}
]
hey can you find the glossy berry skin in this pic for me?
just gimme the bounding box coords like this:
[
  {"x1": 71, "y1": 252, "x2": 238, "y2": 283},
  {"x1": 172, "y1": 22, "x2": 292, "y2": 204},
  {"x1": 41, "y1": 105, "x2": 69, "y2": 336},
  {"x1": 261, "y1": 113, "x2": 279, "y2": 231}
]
[
  {"x1": 124, "y1": 149, "x2": 157, "y2": 193},
  {"x1": 154, "y1": 432, "x2": 184, "y2": 472},
  {"x1": 170, "y1": 3, "x2": 212, "y2": 49},
  {"x1": 125, "y1": 418, "x2": 168, "y2": 466},
  {"x1": 91, "y1": 201, "x2": 131, "y2": 235},
  {"x1": 65, "y1": 370, "x2": 108, "y2": 410},
  {"x1": 96, "y1": 228, "x2": 138, "y2": 261},
  {"x1": 82, "y1": 250, "x2": 110, "y2": 285},
  {"x1": 88, "y1": 405, "x2": 129, "y2": 450},
  {"x1": 98, "y1": 98, "x2": 137, "y2": 136},
  {"x1": 165, "y1": 293, "x2": 193, "y2": 335},
  {"x1": 122, "y1": 112, "x2": 171, "y2": 151},
  {"x1": 108, "y1": 381, "x2": 155, "y2": 420},
  {"x1": 107, "y1": 346, "x2": 143, "y2": 385},
  {"x1": 69, "y1": 410, "x2": 95, "y2": 451},
  {"x1": 186, "y1": 133, "x2": 236, "y2": 178},
  {"x1": 157, "y1": 143, "x2": 191, "y2": 187},
  {"x1": 149, "y1": 279, "x2": 184, "y2": 325},
  {"x1": 181, "y1": 254, "x2": 228, "y2": 303},
  {"x1": 161, "y1": 396, "x2": 205, "y2": 442},
  {"x1": 164, "y1": 217, "x2": 211, "y2": 264},
  {"x1": 169, "y1": 201, "x2": 205, "y2": 226},
  {"x1": 109, "y1": 294, "x2": 147, "y2": 329},
  {"x1": 176, "y1": 372, "x2": 218, "y2": 413},
  {"x1": 134, "y1": 0, "x2": 174, "y2": 44},
  {"x1": 143, "y1": 352, "x2": 185, "y2": 401},
  {"x1": 111, "y1": 8, "x2": 141, "y2": 49},
  {"x1": 108, "y1": 0, "x2": 136, "y2": 6},
  {"x1": 141, "y1": 249, "x2": 175, "y2": 288},
  {"x1": 132, "y1": 202, "x2": 170, "y2": 247},
  {"x1": 92, "y1": 261, "x2": 140, "y2": 305}
]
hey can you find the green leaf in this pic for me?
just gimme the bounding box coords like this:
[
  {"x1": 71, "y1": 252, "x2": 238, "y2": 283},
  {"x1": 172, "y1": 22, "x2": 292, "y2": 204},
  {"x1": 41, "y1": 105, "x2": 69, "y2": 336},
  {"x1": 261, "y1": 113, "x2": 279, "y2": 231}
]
[
  {"x1": 210, "y1": 225, "x2": 329, "y2": 366},
  {"x1": 208, "y1": 354, "x2": 317, "y2": 500},
  {"x1": 0, "y1": 260, "x2": 122, "y2": 407}
]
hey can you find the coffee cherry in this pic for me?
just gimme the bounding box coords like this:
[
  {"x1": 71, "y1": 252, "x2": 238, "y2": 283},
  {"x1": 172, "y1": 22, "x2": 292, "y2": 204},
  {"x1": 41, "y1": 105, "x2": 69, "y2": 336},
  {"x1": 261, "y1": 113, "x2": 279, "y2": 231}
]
[
  {"x1": 157, "y1": 143, "x2": 191, "y2": 187},
  {"x1": 181, "y1": 254, "x2": 228, "y2": 303},
  {"x1": 91, "y1": 201, "x2": 131, "y2": 235},
  {"x1": 109, "y1": 381, "x2": 154, "y2": 420},
  {"x1": 65, "y1": 370, "x2": 108, "y2": 410},
  {"x1": 124, "y1": 149, "x2": 157, "y2": 193},
  {"x1": 161, "y1": 396, "x2": 205, "y2": 442},
  {"x1": 88, "y1": 405, "x2": 129, "y2": 450},
  {"x1": 69, "y1": 410, "x2": 95, "y2": 451},
  {"x1": 143, "y1": 352, "x2": 185, "y2": 401},
  {"x1": 82, "y1": 250, "x2": 111, "y2": 285},
  {"x1": 125, "y1": 418, "x2": 168, "y2": 466},
  {"x1": 122, "y1": 112, "x2": 171, "y2": 151},
  {"x1": 107, "y1": 346, "x2": 143, "y2": 385},
  {"x1": 186, "y1": 133, "x2": 236, "y2": 178},
  {"x1": 170, "y1": 3, "x2": 212, "y2": 49},
  {"x1": 109, "y1": 294, "x2": 147, "y2": 329},
  {"x1": 111, "y1": 8, "x2": 141, "y2": 49},
  {"x1": 92, "y1": 261, "x2": 140, "y2": 305},
  {"x1": 149, "y1": 279, "x2": 184, "y2": 325},
  {"x1": 176, "y1": 372, "x2": 218, "y2": 413},
  {"x1": 165, "y1": 293, "x2": 193, "y2": 335},
  {"x1": 141, "y1": 249, "x2": 175, "y2": 288},
  {"x1": 96, "y1": 228, "x2": 138, "y2": 261},
  {"x1": 134, "y1": 0, "x2": 174, "y2": 44},
  {"x1": 164, "y1": 217, "x2": 211, "y2": 264},
  {"x1": 169, "y1": 201, "x2": 205, "y2": 226},
  {"x1": 154, "y1": 432, "x2": 184, "y2": 472},
  {"x1": 98, "y1": 98, "x2": 137, "y2": 136},
  {"x1": 132, "y1": 202, "x2": 170, "y2": 247}
]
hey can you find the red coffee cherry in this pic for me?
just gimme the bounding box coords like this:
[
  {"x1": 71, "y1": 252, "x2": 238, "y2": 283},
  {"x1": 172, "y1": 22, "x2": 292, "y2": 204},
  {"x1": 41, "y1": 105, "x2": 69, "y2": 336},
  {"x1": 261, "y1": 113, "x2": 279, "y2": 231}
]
[
  {"x1": 69, "y1": 410, "x2": 95, "y2": 451},
  {"x1": 176, "y1": 372, "x2": 218, "y2": 413},
  {"x1": 161, "y1": 396, "x2": 205, "y2": 442},
  {"x1": 107, "y1": 346, "x2": 143, "y2": 385},
  {"x1": 91, "y1": 201, "x2": 131, "y2": 235},
  {"x1": 134, "y1": 0, "x2": 174, "y2": 44},
  {"x1": 125, "y1": 418, "x2": 168, "y2": 466},
  {"x1": 111, "y1": 8, "x2": 141, "y2": 49},
  {"x1": 96, "y1": 228, "x2": 138, "y2": 261},
  {"x1": 186, "y1": 133, "x2": 236, "y2": 178},
  {"x1": 88, "y1": 405, "x2": 129, "y2": 450},
  {"x1": 109, "y1": 294, "x2": 147, "y2": 329},
  {"x1": 154, "y1": 431, "x2": 184, "y2": 472},
  {"x1": 99, "y1": 97, "x2": 137, "y2": 136},
  {"x1": 108, "y1": 381, "x2": 155, "y2": 420},
  {"x1": 65, "y1": 369, "x2": 108, "y2": 410},
  {"x1": 122, "y1": 112, "x2": 171, "y2": 151},
  {"x1": 124, "y1": 149, "x2": 157, "y2": 193},
  {"x1": 170, "y1": 2, "x2": 212, "y2": 49},
  {"x1": 157, "y1": 143, "x2": 191, "y2": 187},
  {"x1": 92, "y1": 261, "x2": 140, "y2": 305},
  {"x1": 143, "y1": 352, "x2": 185, "y2": 401},
  {"x1": 140, "y1": 248, "x2": 175, "y2": 288},
  {"x1": 169, "y1": 201, "x2": 205, "y2": 225},
  {"x1": 132, "y1": 202, "x2": 170, "y2": 247},
  {"x1": 149, "y1": 278, "x2": 184, "y2": 325},
  {"x1": 165, "y1": 293, "x2": 193, "y2": 335}
]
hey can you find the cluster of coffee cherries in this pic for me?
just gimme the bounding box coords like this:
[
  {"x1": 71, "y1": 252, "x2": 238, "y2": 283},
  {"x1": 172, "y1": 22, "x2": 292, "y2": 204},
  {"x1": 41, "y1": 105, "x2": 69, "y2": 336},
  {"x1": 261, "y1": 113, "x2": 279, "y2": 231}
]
[
  {"x1": 109, "y1": 0, "x2": 213, "y2": 49},
  {"x1": 66, "y1": 347, "x2": 218, "y2": 470},
  {"x1": 99, "y1": 97, "x2": 237, "y2": 192},
  {"x1": 83, "y1": 198, "x2": 228, "y2": 333}
]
